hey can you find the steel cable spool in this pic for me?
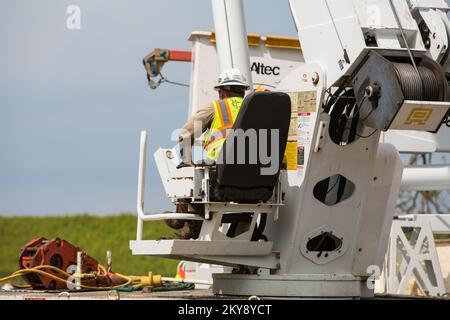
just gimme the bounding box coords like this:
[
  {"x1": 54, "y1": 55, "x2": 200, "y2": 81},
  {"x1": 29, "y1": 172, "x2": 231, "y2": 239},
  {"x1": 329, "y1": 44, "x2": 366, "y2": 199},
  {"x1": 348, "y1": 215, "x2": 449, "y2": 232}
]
[
  {"x1": 418, "y1": 66, "x2": 440, "y2": 101},
  {"x1": 392, "y1": 62, "x2": 440, "y2": 101}
]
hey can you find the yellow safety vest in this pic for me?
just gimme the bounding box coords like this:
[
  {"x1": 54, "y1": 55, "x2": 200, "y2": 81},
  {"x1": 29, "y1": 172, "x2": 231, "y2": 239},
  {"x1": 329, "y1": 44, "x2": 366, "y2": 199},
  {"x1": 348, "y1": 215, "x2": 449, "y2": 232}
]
[{"x1": 203, "y1": 97, "x2": 243, "y2": 161}]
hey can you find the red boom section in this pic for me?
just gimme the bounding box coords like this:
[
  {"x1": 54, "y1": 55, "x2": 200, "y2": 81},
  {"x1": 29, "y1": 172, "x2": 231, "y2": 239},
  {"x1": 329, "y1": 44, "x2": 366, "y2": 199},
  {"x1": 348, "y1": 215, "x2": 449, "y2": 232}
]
[{"x1": 168, "y1": 50, "x2": 192, "y2": 62}]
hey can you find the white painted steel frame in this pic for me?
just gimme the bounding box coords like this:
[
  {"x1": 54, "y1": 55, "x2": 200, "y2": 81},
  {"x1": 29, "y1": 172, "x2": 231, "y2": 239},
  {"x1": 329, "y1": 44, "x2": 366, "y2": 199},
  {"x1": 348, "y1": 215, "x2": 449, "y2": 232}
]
[
  {"x1": 136, "y1": 131, "x2": 204, "y2": 241},
  {"x1": 383, "y1": 220, "x2": 446, "y2": 296},
  {"x1": 211, "y1": 0, "x2": 253, "y2": 89}
]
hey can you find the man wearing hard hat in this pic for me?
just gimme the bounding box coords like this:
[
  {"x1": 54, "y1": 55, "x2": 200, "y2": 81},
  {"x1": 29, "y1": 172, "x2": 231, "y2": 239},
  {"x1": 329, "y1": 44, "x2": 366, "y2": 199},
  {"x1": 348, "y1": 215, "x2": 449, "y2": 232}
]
[
  {"x1": 178, "y1": 68, "x2": 250, "y2": 167},
  {"x1": 167, "y1": 68, "x2": 249, "y2": 240}
]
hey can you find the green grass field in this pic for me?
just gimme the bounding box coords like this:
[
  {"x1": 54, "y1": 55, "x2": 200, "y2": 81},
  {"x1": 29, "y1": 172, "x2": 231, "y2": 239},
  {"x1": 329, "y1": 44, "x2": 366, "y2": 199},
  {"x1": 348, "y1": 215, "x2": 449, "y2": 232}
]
[{"x1": 0, "y1": 214, "x2": 178, "y2": 278}]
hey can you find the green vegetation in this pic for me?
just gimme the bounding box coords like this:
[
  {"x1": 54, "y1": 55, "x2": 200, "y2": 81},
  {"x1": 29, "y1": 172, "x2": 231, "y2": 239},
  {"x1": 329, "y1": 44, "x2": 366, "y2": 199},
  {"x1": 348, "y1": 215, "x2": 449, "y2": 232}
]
[{"x1": 0, "y1": 214, "x2": 178, "y2": 278}]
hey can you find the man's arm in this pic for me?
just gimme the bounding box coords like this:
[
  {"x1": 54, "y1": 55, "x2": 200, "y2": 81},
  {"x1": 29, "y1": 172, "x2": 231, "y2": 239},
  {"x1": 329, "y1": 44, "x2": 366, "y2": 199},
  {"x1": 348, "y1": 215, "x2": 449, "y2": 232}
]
[{"x1": 178, "y1": 104, "x2": 214, "y2": 164}]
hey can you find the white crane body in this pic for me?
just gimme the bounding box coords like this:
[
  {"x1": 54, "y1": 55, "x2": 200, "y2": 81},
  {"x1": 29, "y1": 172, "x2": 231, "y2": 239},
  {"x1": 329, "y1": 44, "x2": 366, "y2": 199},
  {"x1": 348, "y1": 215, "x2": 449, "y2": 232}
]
[{"x1": 131, "y1": 0, "x2": 450, "y2": 298}]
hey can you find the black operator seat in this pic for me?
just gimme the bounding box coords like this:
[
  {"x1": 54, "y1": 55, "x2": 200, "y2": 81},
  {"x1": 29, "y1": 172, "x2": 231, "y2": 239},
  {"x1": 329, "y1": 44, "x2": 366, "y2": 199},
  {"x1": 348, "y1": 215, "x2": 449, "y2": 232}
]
[{"x1": 211, "y1": 91, "x2": 292, "y2": 203}]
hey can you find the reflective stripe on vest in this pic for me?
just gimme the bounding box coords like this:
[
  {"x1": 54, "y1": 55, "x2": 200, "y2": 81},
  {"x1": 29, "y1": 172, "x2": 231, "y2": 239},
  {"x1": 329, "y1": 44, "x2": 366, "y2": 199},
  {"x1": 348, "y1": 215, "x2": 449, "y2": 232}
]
[
  {"x1": 204, "y1": 97, "x2": 243, "y2": 160},
  {"x1": 216, "y1": 100, "x2": 230, "y2": 127}
]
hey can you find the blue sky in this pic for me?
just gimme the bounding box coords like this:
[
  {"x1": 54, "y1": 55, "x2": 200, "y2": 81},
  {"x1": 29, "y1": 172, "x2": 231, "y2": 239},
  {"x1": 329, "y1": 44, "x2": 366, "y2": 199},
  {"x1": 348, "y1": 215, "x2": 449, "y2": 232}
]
[
  {"x1": 0, "y1": 0, "x2": 298, "y2": 215},
  {"x1": 1, "y1": 1, "x2": 448, "y2": 216}
]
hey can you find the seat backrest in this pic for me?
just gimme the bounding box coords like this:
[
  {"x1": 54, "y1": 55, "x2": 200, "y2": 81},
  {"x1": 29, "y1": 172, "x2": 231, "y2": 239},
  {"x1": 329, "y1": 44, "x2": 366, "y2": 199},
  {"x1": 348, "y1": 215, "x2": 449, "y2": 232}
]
[{"x1": 212, "y1": 91, "x2": 291, "y2": 203}]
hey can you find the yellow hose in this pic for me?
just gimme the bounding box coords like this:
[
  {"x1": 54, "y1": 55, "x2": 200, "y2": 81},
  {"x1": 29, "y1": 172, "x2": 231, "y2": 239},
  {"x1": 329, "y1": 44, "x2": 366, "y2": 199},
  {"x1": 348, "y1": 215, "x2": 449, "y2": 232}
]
[
  {"x1": 0, "y1": 264, "x2": 131, "y2": 291},
  {"x1": 0, "y1": 266, "x2": 201, "y2": 292}
]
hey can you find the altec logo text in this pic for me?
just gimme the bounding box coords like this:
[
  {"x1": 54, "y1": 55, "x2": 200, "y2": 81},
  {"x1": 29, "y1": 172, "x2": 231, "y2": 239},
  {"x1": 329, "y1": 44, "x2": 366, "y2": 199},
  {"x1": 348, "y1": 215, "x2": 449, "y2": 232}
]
[{"x1": 251, "y1": 62, "x2": 280, "y2": 76}]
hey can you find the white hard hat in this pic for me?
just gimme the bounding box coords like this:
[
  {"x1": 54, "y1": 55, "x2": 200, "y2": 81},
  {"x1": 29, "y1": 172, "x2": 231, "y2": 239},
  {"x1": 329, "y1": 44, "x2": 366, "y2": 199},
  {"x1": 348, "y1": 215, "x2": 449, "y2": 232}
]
[{"x1": 214, "y1": 68, "x2": 250, "y2": 90}]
